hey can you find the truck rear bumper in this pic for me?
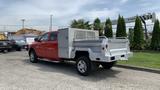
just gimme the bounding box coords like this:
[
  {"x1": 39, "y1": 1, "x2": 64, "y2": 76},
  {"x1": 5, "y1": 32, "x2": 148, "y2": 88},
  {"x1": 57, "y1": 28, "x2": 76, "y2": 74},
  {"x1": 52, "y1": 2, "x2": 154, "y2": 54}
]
[{"x1": 91, "y1": 52, "x2": 133, "y2": 62}]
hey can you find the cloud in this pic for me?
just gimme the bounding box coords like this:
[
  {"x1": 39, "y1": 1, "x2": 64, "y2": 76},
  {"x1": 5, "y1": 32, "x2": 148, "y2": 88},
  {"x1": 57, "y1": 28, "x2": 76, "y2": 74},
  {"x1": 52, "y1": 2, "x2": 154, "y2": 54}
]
[
  {"x1": 0, "y1": 0, "x2": 114, "y2": 27},
  {"x1": 83, "y1": 8, "x2": 120, "y2": 20},
  {"x1": 0, "y1": 0, "x2": 160, "y2": 31},
  {"x1": 0, "y1": 0, "x2": 93, "y2": 25},
  {"x1": 61, "y1": 8, "x2": 120, "y2": 26},
  {"x1": 120, "y1": 0, "x2": 128, "y2": 4},
  {"x1": 140, "y1": 2, "x2": 151, "y2": 7},
  {"x1": 4, "y1": 0, "x2": 90, "y2": 16}
]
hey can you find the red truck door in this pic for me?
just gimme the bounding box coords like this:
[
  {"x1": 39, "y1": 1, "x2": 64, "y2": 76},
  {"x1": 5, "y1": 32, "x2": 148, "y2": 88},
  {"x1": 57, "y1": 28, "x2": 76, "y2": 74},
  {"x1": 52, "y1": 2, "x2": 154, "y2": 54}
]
[
  {"x1": 36, "y1": 33, "x2": 49, "y2": 58},
  {"x1": 45, "y1": 32, "x2": 59, "y2": 60}
]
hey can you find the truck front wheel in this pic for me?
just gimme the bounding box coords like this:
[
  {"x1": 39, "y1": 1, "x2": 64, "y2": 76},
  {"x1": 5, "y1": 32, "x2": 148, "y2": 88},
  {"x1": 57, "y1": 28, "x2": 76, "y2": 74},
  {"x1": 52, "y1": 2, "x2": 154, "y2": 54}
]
[
  {"x1": 101, "y1": 61, "x2": 117, "y2": 69},
  {"x1": 29, "y1": 50, "x2": 38, "y2": 63},
  {"x1": 76, "y1": 56, "x2": 91, "y2": 76}
]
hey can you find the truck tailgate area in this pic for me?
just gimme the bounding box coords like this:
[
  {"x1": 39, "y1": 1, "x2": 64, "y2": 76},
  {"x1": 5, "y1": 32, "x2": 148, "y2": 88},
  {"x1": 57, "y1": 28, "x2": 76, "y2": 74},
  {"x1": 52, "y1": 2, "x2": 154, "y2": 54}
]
[
  {"x1": 106, "y1": 38, "x2": 131, "y2": 60},
  {"x1": 108, "y1": 38, "x2": 129, "y2": 53}
]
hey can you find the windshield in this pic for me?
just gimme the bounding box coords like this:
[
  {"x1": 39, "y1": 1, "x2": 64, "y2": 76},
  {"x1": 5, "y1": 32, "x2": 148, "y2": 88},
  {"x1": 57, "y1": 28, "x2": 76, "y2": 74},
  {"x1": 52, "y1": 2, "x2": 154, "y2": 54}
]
[{"x1": 15, "y1": 40, "x2": 26, "y2": 44}]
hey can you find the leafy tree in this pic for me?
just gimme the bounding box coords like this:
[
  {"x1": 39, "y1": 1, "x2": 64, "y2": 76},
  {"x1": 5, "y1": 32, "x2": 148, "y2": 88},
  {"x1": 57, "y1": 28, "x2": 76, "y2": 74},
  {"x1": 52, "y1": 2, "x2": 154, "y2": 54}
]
[
  {"x1": 121, "y1": 16, "x2": 127, "y2": 36},
  {"x1": 133, "y1": 16, "x2": 144, "y2": 50},
  {"x1": 71, "y1": 19, "x2": 78, "y2": 28},
  {"x1": 128, "y1": 28, "x2": 134, "y2": 49},
  {"x1": 70, "y1": 19, "x2": 91, "y2": 29},
  {"x1": 116, "y1": 15, "x2": 127, "y2": 37},
  {"x1": 150, "y1": 20, "x2": 160, "y2": 50},
  {"x1": 104, "y1": 18, "x2": 113, "y2": 37},
  {"x1": 116, "y1": 15, "x2": 121, "y2": 37},
  {"x1": 93, "y1": 18, "x2": 103, "y2": 36}
]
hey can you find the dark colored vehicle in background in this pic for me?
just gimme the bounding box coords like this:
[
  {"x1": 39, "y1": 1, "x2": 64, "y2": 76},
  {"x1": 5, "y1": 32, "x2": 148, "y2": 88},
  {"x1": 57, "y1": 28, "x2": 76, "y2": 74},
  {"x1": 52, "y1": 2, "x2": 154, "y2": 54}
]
[
  {"x1": 10, "y1": 39, "x2": 24, "y2": 51},
  {"x1": 0, "y1": 39, "x2": 26, "y2": 53},
  {"x1": 0, "y1": 40, "x2": 12, "y2": 52},
  {"x1": 9, "y1": 38, "x2": 30, "y2": 51},
  {"x1": 8, "y1": 34, "x2": 37, "y2": 51}
]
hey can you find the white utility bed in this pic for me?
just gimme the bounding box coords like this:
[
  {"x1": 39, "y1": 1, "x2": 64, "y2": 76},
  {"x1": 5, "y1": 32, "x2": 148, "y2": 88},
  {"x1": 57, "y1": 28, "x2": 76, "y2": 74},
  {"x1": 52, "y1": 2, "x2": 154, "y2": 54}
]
[{"x1": 58, "y1": 28, "x2": 132, "y2": 62}]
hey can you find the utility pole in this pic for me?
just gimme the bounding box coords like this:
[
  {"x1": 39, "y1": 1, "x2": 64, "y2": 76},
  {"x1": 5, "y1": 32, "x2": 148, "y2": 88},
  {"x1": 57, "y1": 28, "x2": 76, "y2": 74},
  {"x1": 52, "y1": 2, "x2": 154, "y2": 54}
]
[
  {"x1": 21, "y1": 19, "x2": 25, "y2": 29},
  {"x1": 21, "y1": 19, "x2": 26, "y2": 42},
  {"x1": 49, "y1": 15, "x2": 53, "y2": 31}
]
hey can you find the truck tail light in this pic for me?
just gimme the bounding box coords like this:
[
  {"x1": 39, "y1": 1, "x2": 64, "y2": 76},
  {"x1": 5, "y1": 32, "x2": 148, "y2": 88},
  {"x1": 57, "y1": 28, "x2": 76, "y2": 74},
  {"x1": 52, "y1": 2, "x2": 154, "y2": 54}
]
[
  {"x1": 102, "y1": 45, "x2": 108, "y2": 50},
  {"x1": 102, "y1": 47, "x2": 105, "y2": 50},
  {"x1": 106, "y1": 44, "x2": 108, "y2": 48}
]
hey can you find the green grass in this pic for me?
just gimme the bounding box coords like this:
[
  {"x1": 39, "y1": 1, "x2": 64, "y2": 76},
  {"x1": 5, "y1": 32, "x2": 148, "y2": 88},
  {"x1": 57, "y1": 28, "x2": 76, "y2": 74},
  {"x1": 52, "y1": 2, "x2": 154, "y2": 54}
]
[{"x1": 118, "y1": 51, "x2": 160, "y2": 69}]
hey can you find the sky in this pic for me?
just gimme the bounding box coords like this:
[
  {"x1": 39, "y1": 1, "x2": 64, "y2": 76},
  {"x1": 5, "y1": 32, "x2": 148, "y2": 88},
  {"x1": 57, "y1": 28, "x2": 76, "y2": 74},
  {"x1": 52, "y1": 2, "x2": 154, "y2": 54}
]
[{"x1": 0, "y1": 0, "x2": 160, "y2": 31}]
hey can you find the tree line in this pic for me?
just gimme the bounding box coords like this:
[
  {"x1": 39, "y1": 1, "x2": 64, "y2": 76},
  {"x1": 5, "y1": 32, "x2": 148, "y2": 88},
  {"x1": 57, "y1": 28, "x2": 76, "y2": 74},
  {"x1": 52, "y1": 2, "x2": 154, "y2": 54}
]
[{"x1": 70, "y1": 16, "x2": 160, "y2": 51}]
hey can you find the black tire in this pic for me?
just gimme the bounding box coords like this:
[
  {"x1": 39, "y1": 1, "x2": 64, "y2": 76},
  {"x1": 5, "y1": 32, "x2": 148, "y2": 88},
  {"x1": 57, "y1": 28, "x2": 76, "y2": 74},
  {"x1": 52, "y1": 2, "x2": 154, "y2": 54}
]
[
  {"x1": 16, "y1": 47, "x2": 21, "y2": 51},
  {"x1": 101, "y1": 61, "x2": 117, "y2": 69},
  {"x1": 19, "y1": 48, "x2": 21, "y2": 51},
  {"x1": 7, "y1": 49, "x2": 11, "y2": 52},
  {"x1": 2, "y1": 50, "x2": 6, "y2": 53},
  {"x1": 29, "y1": 50, "x2": 38, "y2": 63},
  {"x1": 76, "y1": 56, "x2": 91, "y2": 76}
]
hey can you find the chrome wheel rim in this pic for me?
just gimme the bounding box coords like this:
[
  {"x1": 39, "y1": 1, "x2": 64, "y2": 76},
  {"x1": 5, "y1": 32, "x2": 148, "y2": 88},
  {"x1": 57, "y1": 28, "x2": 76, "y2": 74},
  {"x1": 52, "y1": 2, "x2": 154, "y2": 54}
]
[{"x1": 77, "y1": 60, "x2": 87, "y2": 73}]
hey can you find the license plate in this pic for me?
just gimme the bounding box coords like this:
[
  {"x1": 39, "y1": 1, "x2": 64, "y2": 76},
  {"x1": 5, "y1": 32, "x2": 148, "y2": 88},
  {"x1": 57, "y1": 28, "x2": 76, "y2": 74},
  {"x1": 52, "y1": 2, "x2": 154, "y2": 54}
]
[{"x1": 120, "y1": 57, "x2": 127, "y2": 60}]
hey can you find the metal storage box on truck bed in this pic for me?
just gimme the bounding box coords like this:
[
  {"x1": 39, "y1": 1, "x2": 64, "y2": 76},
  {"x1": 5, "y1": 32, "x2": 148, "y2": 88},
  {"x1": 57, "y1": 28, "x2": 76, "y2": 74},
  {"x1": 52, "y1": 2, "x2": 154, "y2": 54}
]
[{"x1": 58, "y1": 28, "x2": 98, "y2": 58}]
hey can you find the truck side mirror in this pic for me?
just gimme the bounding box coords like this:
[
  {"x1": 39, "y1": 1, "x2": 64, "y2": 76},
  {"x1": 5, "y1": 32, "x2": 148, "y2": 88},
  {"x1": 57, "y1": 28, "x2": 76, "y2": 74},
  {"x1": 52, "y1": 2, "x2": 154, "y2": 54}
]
[{"x1": 34, "y1": 38, "x2": 39, "y2": 42}]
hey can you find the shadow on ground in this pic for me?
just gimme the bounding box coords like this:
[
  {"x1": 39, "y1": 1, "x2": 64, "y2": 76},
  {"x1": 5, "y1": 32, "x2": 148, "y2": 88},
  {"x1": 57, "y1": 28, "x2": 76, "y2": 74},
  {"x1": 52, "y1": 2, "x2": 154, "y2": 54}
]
[{"x1": 22, "y1": 59, "x2": 121, "y2": 82}]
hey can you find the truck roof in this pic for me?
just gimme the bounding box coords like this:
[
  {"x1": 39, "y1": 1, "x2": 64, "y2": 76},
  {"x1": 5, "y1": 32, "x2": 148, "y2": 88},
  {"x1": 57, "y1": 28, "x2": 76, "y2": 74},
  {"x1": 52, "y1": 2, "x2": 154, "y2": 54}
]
[{"x1": 48, "y1": 31, "x2": 58, "y2": 33}]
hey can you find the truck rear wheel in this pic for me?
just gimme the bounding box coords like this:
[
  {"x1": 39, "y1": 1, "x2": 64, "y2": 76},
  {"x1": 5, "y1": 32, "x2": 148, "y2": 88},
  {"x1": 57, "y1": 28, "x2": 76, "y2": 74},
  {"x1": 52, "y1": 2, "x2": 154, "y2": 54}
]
[
  {"x1": 101, "y1": 61, "x2": 117, "y2": 69},
  {"x1": 76, "y1": 56, "x2": 91, "y2": 76},
  {"x1": 29, "y1": 50, "x2": 38, "y2": 63}
]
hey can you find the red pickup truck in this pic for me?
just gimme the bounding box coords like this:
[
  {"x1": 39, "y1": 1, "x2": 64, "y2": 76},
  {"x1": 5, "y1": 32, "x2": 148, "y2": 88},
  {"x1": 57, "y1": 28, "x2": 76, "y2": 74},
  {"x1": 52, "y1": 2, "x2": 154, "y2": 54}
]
[{"x1": 29, "y1": 28, "x2": 132, "y2": 76}]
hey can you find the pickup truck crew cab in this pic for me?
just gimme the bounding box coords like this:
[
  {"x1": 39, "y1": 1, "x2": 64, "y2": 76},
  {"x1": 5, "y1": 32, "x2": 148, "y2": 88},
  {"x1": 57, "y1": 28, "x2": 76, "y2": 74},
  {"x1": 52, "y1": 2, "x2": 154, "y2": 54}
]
[{"x1": 29, "y1": 28, "x2": 132, "y2": 76}]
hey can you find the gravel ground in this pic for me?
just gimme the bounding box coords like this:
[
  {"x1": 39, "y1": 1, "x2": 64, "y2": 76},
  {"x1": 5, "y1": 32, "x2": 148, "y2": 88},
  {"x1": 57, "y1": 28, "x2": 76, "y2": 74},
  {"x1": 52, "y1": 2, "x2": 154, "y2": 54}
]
[{"x1": 0, "y1": 51, "x2": 160, "y2": 90}]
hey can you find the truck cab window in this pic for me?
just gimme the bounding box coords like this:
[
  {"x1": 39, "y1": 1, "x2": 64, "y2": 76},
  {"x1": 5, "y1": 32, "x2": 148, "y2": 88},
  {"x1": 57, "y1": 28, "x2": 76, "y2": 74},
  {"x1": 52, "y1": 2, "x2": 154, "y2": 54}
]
[
  {"x1": 40, "y1": 33, "x2": 49, "y2": 41},
  {"x1": 50, "y1": 32, "x2": 57, "y2": 41}
]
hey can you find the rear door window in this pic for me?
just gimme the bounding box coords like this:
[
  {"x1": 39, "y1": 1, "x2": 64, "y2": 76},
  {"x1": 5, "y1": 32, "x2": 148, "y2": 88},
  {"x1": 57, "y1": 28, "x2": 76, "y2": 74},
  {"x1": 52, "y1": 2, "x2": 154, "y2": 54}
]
[{"x1": 50, "y1": 32, "x2": 57, "y2": 41}]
